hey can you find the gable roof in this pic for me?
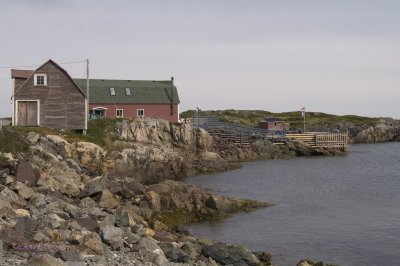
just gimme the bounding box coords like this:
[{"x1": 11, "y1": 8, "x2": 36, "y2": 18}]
[
  {"x1": 13, "y1": 59, "x2": 86, "y2": 98},
  {"x1": 73, "y1": 78, "x2": 180, "y2": 104}
]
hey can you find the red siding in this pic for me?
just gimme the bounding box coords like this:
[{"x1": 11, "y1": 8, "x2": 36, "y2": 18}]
[
  {"x1": 258, "y1": 121, "x2": 284, "y2": 131},
  {"x1": 89, "y1": 103, "x2": 179, "y2": 122}
]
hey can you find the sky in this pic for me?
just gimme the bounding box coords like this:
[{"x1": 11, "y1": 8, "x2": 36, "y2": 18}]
[{"x1": 1, "y1": 0, "x2": 399, "y2": 118}]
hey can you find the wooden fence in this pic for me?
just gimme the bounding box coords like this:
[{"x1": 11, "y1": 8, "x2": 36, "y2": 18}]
[
  {"x1": 193, "y1": 116, "x2": 285, "y2": 145},
  {"x1": 191, "y1": 116, "x2": 348, "y2": 149},
  {"x1": 286, "y1": 132, "x2": 348, "y2": 150}
]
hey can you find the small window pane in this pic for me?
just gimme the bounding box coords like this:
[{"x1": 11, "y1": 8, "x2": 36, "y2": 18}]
[
  {"x1": 110, "y1": 88, "x2": 115, "y2": 96},
  {"x1": 137, "y1": 109, "x2": 144, "y2": 117},
  {"x1": 125, "y1": 88, "x2": 131, "y2": 95},
  {"x1": 34, "y1": 74, "x2": 46, "y2": 86}
]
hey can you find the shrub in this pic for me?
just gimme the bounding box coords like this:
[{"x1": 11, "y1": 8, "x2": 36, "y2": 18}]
[{"x1": 0, "y1": 127, "x2": 29, "y2": 154}]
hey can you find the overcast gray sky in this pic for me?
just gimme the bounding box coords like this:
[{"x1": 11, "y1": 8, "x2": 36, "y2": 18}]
[{"x1": 1, "y1": 0, "x2": 399, "y2": 118}]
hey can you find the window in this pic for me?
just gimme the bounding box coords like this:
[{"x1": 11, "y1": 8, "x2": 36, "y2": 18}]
[
  {"x1": 116, "y1": 109, "x2": 123, "y2": 118},
  {"x1": 34, "y1": 74, "x2": 47, "y2": 86},
  {"x1": 110, "y1": 88, "x2": 115, "y2": 96},
  {"x1": 125, "y1": 88, "x2": 131, "y2": 95},
  {"x1": 89, "y1": 107, "x2": 107, "y2": 119},
  {"x1": 137, "y1": 109, "x2": 144, "y2": 117}
]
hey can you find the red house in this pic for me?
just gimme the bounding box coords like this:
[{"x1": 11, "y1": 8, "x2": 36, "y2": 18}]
[{"x1": 73, "y1": 78, "x2": 180, "y2": 122}]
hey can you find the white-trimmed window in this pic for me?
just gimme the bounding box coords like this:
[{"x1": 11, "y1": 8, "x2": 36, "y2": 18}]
[
  {"x1": 110, "y1": 88, "x2": 116, "y2": 96},
  {"x1": 34, "y1": 74, "x2": 47, "y2": 86},
  {"x1": 125, "y1": 88, "x2": 131, "y2": 95},
  {"x1": 137, "y1": 109, "x2": 144, "y2": 117},
  {"x1": 116, "y1": 109, "x2": 123, "y2": 118}
]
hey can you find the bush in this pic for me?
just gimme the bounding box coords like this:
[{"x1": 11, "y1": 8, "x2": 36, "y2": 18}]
[{"x1": 0, "y1": 127, "x2": 29, "y2": 154}]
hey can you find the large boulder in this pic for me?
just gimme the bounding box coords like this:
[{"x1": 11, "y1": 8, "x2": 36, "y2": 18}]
[
  {"x1": 98, "y1": 189, "x2": 119, "y2": 209},
  {"x1": 15, "y1": 159, "x2": 40, "y2": 187},
  {"x1": 201, "y1": 242, "x2": 260, "y2": 266},
  {"x1": 119, "y1": 118, "x2": 171, "y2": 143},
  {"x1": 72, "y1": 142, "x2": 105, "y2": 175},
  {"x1": 80, "y1": 174, "x2": 107, "y2": 197},
  {"x1": 0, "y1": 187, "x2": 27, "y2": 207},
  {"x1": 117, "y1": 118, "x2": 214, "y2": 151},
  {"x1": 206, "y1": 194, "x2": 234, "y2": 213},
  {"x1": 100, "y1": 224, "x2": 124, "y2": 250},
  {"x1": 109, "y1": 143, "x2": 190, "y2": 180},
  {"x1": 14, "y1": 182, "x2": 36, "y2": 200},
  {"x1": 76, "y1": 217, "x2": 100, "y2": 233},
  {"x1": 82, "y1": 233, "x2": 104, "y2": 255},
  {"x1": 0, "y1": 225, "x2": 27, "y2": 248},
  {"x1": 45, "y1": 134, "x2": 73, "y2": 158}
]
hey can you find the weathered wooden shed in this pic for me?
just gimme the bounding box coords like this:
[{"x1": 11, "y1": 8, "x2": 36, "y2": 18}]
[{"x1": 12, "y1": 60, "x2": 87, "y2": 130}]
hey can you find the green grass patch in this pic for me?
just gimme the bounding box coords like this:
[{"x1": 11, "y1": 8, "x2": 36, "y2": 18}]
[
  {"x1": 0, "y1": 127, "x2": 29, "y2": 154},
  {"x1": 82, "y1": 119, "x2": 121, "y2": 148},
  {"x1": 6, "y1": 119, "x2": 122, "y2": 151}
]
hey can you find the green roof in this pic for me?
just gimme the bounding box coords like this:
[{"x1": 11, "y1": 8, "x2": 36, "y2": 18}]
[{"x1": 73, "y1": 79, "x2": 180, "y2": 104}]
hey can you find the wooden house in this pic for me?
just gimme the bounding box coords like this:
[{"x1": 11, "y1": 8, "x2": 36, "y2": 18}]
[
  {"x1": 11, "y1": 60, "x2": 87, "y2": 130},
  {"x1": 73, "y1": 77, "x2": 180, "y2": 122},
  {"x1": 258, "y1": 118, "x2": 285, "y2": 131}
]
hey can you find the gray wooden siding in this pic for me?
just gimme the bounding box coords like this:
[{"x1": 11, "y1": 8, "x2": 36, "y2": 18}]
[{"x1": 14, "y1": 61, "x2": 86, "y2": 130}]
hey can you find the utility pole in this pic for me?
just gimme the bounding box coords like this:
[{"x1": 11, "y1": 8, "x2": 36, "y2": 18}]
[
  {"x1": 85, "y1": 59, "x2": 89, "y2": 132},
  {"x1": 170, "y1": 76, "x2": 174, "y2": 116},
  {"x1": 86, "y1": 59, "x2": 89, "y2": 102}
]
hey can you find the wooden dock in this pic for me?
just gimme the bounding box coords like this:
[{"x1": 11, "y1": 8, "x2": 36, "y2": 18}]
[
  {"x1": 191, "y1": 116, "x2": 348, "y2": 150},
  {"x1": 286, "y1": 132, "x2": 349, "y2": 150}
]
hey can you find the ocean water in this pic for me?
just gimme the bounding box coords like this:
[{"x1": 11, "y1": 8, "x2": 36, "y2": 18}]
[{"x1": 186, "y1": 143, "x2": 400, "y2": 266}]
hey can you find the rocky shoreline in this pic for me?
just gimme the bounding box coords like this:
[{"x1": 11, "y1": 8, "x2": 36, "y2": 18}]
[
  {"x1": 305, "y1": 117, "x2": 400, "y2": 143},
  {"x1": 0, "y1": 118, "x2": 345, "y2": 265}
]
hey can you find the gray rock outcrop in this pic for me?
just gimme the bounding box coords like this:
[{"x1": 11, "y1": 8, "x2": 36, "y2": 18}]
[{"x1": 306, "y1": 117, "x2": 400, "y2": 143}]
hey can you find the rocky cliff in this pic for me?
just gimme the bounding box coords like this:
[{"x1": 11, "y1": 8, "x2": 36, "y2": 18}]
[
  {"x1": 112, "y1": 119, "x2": 238, "y2": 183},
  {"x1": 350, "y1": 118, "x2": 400, "y2": 143},
  {"x1": 306, "y1": 118, "x2": 400, "y2": 143},
  {"x1": 0, "y1": 132, "x2": 271, "y2": 265},
  {"x1": 0, "y1": 119, "x2": 343, "y2": 265},
  {"x1": 113, "y1": 118, "x2": 346, "y2": 182}
]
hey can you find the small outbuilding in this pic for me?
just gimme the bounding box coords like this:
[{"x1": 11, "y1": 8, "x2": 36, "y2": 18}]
[
  {"x1": 258, "y1": 117, "x2": 285, "y2": 131},
  {"x1": 11, "y1": 60, "x2": 87, "y2": 130}
]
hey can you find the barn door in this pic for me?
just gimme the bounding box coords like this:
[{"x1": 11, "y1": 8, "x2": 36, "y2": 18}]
[{"x1": 17, "y1": 101, "x2": 38, "y2": 126}]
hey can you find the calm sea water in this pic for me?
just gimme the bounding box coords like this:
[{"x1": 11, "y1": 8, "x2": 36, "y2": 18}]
[{"x1": 186, "y1": 143, "x2": 400, "y2": 266}]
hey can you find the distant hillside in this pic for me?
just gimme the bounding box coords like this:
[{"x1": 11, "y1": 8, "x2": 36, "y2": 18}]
[{"x1": 180, "y1": 109, "x2": 380, "y2": 131}]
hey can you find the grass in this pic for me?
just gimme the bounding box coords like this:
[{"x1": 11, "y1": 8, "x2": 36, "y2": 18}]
[
  {"x1": 83, "y1": 119, "x2": 121, "y2": 147},
  {"x1": 181, "y1": 109, "x2": 380, "y2": 130},
  {"x1": 0, "y1": 127, "x2": 29, "y2": 154},
  {"x1": 5, "y1": 119, "x2": 122, "y2": 151}
]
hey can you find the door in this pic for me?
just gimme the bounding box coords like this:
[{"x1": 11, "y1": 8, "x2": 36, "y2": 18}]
[{"x1": 17, "y1": 101, "x2": 38, "y2": 126}]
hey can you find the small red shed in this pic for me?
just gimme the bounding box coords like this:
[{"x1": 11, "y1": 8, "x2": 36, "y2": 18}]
[{"x1": 258, "y1": 118, "x2": 285, "y2": 131}]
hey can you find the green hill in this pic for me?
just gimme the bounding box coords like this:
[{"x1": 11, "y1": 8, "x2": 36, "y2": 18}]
[{"x1": 180, "y1": 109, "x2": 380, "y2": 131}]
